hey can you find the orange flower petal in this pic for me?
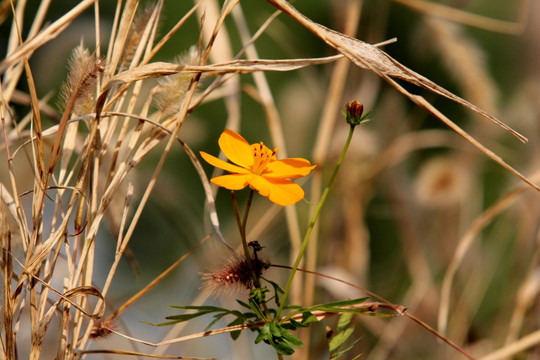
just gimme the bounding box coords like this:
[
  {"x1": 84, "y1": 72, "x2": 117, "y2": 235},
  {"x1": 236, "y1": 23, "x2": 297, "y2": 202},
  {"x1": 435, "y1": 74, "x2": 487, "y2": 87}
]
[
  {"x1": 200, "y1": 151, "x2": 250, "y2": 174},
  {"x1": 211, "y1": 174, "x2": 251, "y2": 190},
  {"x1": 218, "y1": 129, "x2": 253, "y2": 168},
  {"x1": 265, "y1": 158, "x2": 316, "y2": 179},
  {"x1": 248, "y1": 176, "x2": 304, "y2": 206}
]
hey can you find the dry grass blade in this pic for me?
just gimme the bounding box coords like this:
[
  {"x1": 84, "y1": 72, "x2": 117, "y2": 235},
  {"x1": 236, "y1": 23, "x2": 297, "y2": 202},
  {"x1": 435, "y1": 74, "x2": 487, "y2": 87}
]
[
  {"x1": 82, "y1": 349, "x2": 215, "y2": 360},
  {"x1": 105, "y1": 0, "x2": 139, "y2": 80},
  {"x1": 104, "y1": 234, "x2": 211, "y2": 323},
  {"x1": 12, "y1": 110, "x2": 227, "y2": 249},
  {"x1": 180, "y1": 142, "x2": 231, "y2": 250},
  {"x1": 424, "y1": 17, "x2": 498, "y2": 118},
  {"x1": 407, "y1": 94, "x2": 539, "y2": 192},
  {"x1": 264, "y1": 0, "x2": 540, "y2": 192},
  {"x1": 264, "y1": 0, "x2": 527, "y2": 143},
  {"x1": 21, "y1": 57, "x2": 45, "y2": 180},
  {"x1": 478, "y1": 328, "x2": 540, "y2": 360},
  {"x1": 0, "y1": 0, "x2": 95, "y2": 73},
  {"x1": 201, "y1": 0, "x2": 240, "y2": 64},
  {"x1": 8, "y1": 248, "x2": 105, "y2": 318},
  {"x1": 1, "y1": 0, "x2": 536, "y2": 358},
  {"x1": 145, "y1": 4, "x2": 200, "y2": 62},
  {"x1": 0, "y1": 0, "x2": 11, "y2": 24},
  {"x1": 0, "y1": 183, "x2": 21, "y2": 229},
  {"x1": 392, "y1": 0, "x2": 528, "y2": 34},
  {"x1": 100, "y1": 57, "x2": 343, "y2": 89},
  {"x1": 438, "y1": 173, "x2": 540, "y2": 335},
  {"x1": 1, "y1": 198, "x2": 15, "y2": 360},
  {"x1": 95, "y1": 57, "x2": 342, "y2": 120}
]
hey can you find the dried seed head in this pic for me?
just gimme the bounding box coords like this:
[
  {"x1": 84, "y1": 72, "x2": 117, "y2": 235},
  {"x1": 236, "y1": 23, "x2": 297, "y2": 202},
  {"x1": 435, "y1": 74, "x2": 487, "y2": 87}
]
[
  {"x1": 120, "y1": 4, "x2": 157, "y2": 70},
  {"x1": 60, "y1": 44, "x2": 104, "y2": 116},
  {"x1": 154, "y1": 46, "x2": 198, "y2": 119},
  {"x1": 414, "y1": 156, "x2": 470, "y2": 208},
  {"x1": 202, "y1": 255, "x2": 268, "y2": 295}
]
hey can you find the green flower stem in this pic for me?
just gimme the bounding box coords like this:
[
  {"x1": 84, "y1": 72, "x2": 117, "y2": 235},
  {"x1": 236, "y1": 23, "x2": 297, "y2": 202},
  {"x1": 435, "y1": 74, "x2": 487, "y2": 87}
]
[{"x1": 276, "y1": 125, "x2": 357, "y2": 320}]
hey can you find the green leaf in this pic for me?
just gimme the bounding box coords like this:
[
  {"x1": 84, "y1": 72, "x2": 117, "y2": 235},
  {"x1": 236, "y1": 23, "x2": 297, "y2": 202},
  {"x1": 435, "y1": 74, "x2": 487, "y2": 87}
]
[
  {"x1": 283, "y1": 304, "x2": 303, "y2": 310},
  {"x1": 229, "y1": 310, "x2": 249, "y2": 320},
  {"x1": 204, "y1": 312, "x2": 228, "y2": 331},
  {"x1": 227, "y1": 317, "x2": 245, "y2": 340},
  {"x1": 269, "y1": 322, "x2": 282, "y2": 337},
  {"x1": 332, "y1": 340, "x2": 360, "y2": 359},
  {"x1": 142, "y1": 320, "x2": 181, "y2": 326},
  {"x1": 307, "y1": 298, "x2": 367, "y2": 312},
  {"x1": 262, "y1": 277, "x2": 285, "y2": 306},
  {"x1": 329, "y1": 327, "x2": 354, "y2": 354},
  {"x1": 255, "y1": 323, "x2": 270, "y2": 344},
  {"x1": 337, "y1": 312, "x2": 353, "y2": 333},
  {"x1": 236, "y1": 299, "x2": 251, "y2": 309},
  {"x1": 248, "y1": 300, "x2": 266, "y2": 319},
  {"x1": 284, "y1": 298, "x2": 368, "y2": 321},
  {"x1": 301, "y1": 311, "x2": 319, "y2": 326},
  {"x1": 278, "y1": 326, "x2": 303, "y2": 347},
  {"x1": 281, "y1": 318, "x2": 301, "y2": 330},
  {"x1": 269, "y1": 337, "x2": 295, "y2": 355},
  {"x1": 165, "y1": 310, "x2": 215, "y2": 323},
  {"x1": 318, "y1": 298, "x2": 367, "y2": 308},
  {"x1": 169, "y1": 305, "x2": 227, "y2": 312}
]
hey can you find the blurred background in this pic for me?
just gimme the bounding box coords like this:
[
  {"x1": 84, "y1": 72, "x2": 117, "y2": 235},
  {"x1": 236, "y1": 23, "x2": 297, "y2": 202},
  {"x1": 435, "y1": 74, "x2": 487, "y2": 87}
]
[{"x1": 1, "y1": 0, "x2": 539, "y2": 359}]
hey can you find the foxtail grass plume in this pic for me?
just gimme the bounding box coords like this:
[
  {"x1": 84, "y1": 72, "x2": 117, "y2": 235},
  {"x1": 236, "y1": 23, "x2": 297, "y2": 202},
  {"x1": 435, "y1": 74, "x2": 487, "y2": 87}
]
[
  {"x1": 120, "y1": 4, "x2": 158, "y2": 71},
  {"x1": 59, "y1": 44, "x2": 104, "y2": 116},
  {"x1": 154, "y1": 46, "x2": 199, "y2": 119},
  {"x1": 200, "y1": 129, "x2": 316, "y2": 206}
]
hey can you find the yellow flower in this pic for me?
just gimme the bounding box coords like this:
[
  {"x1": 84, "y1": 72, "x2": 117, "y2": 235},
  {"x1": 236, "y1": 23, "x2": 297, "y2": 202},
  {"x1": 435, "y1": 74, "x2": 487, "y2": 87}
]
[{"x1": 200, "y1": 129, "x2": 316, "y2": 206}]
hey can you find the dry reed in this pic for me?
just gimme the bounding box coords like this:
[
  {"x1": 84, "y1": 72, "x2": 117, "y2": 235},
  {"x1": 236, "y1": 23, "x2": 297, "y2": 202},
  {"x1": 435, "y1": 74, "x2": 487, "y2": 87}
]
[{"x1": 1, "y1": 0, "x2": 539, "y2": 359}]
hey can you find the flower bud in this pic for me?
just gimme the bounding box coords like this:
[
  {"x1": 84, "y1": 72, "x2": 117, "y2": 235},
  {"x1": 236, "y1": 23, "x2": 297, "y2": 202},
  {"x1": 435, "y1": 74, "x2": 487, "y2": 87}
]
[{"x1": 342, "y1": 100, "x2": 370, "y2": 127}]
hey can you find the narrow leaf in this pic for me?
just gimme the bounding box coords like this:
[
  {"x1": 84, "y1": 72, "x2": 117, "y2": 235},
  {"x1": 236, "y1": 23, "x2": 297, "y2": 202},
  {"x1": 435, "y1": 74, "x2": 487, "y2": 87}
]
[
  {"x1": 165, "y1": 311, "x2": 214, "y2": 322},
  {"x1": 337, "y1": 312, "x2": 353, "y2": 333},
  {"x1": 279, "y1": 327, "x2": 303, "y2": 347},
  {"x1": 227, "y1": 317, "x2": 246, "y2": 340},
  {"x1": 329, "y1": 327, "x2": 354, "y2": 354}
]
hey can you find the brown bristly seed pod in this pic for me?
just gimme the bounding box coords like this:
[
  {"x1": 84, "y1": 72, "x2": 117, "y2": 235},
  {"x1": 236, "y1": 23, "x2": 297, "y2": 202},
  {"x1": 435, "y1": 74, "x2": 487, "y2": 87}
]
[{"x1": 202, "y1": 255, "x2": 269, "y2": 294}]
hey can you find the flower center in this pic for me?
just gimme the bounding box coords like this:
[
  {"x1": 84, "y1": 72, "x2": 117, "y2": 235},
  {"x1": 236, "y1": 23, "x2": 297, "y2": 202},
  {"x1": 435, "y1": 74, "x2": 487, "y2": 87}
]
[{"x1": 251, "y1": 142, "x2": 275, "y2": 175}]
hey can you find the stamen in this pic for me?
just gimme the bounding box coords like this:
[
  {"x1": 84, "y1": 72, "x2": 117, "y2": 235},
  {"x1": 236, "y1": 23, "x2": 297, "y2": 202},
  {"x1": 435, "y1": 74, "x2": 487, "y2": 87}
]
[{"x1": 251, "y1": 142, "x2": 274, "y2": 175}]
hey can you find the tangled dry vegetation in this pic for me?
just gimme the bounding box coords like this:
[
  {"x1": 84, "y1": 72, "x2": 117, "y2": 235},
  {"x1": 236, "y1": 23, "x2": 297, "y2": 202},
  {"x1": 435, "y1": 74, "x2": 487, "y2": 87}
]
[{"x1": 0, "y1": 0, "x2": 539, "y2": 359}]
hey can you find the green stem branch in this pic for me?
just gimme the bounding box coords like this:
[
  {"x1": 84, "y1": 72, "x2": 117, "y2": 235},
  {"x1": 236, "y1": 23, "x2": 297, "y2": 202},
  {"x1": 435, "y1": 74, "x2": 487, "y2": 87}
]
[{"x1": 276, "y1": 125, "x2": 357, "y2": 320}]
